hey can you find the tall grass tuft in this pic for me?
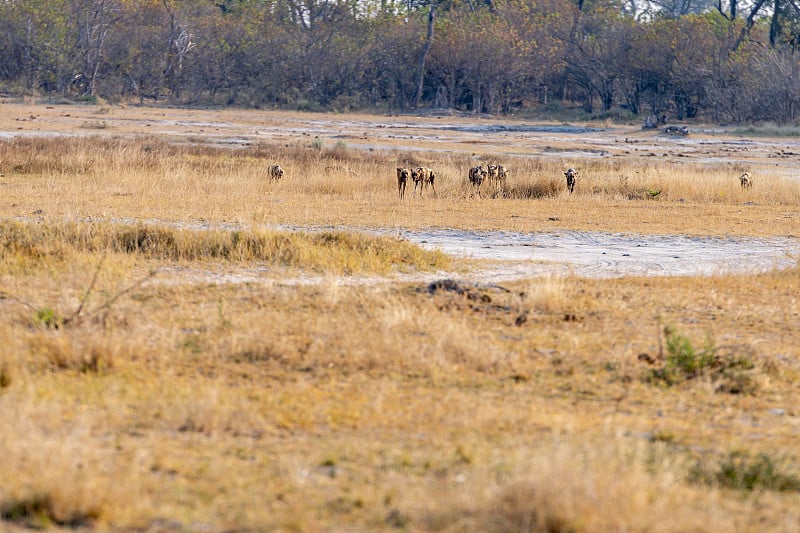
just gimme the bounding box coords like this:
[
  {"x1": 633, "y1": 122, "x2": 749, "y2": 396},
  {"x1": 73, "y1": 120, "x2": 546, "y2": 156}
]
[
  {"x1": 505, "y1": 178, "x2": 563, "y2": 199},
  {"x1": 0, "y1": 220, "x2": 451, "y2": 274}
]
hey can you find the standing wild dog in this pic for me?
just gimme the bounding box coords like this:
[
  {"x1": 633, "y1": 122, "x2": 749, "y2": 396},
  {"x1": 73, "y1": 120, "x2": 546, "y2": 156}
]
[
  {"x1": 411, "y1": 167, "x2": 436, "y2": 196},
  {"x1": 396, "y1": 167, "x2": 410, "y2": 199},
  {"x1": 564, "y1": 168, "x2": 577, "y2": 194},
  {"x1": 487, "y1": 164, "x2": 509, "y2": 196},
  {"x1": 269, "y1": 164, "x2": 284, "y2": 179},
  {"x1": 739, "y1": 172, "x2": 753, "y2": 189},
  {"x1": 486, "y1": 164, "x2": 499, "y2": 183},
  {"x1": 497, "y1": 165, "x2": 509, "y2": 183},
  {"x1": 469, "y1": 165, "x2": 487, "y2": 197}
]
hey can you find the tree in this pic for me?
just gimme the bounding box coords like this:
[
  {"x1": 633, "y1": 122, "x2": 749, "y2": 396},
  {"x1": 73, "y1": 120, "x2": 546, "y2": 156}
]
[
  {"x1": 563, "y1": 6, "x2": 635, "y2": 112},
  {"x1": 69, "y1": 0, "x2": 121, "y2": 97},
  {"x1": 414, "y1": 2, "x2": 436, "y2": 107}
]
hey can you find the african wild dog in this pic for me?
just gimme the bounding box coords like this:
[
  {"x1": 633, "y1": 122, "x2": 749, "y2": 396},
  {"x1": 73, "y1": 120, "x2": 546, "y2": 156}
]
[
  {"x1": 469, "y1": 165, "x2": 487, "y2": 197},
  {"x1": 739, "y1": 172, "x2": 752, "y2": 189},
  {"x1": 564, "y1": 168, "x2": 577, "y2": 194},
  {"x1": 397, "y1": 167, "x2": 410, "y2": 199},
  {"x1": 411, "y1": 167, "x2": 436, "y2": 196},
  {"x1": 486, "y1": 164, "x2": 499, "y2": 184},
  {"x1": 269, "y1": 164, "x2": 284, "y2": 179},
  {"x1": 497, "y1": 165, "x2": 509, "y2": 183}
]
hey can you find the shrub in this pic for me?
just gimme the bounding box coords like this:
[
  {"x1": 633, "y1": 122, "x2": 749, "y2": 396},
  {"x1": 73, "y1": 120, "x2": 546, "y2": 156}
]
[
  {"x1": 648, "y1": 325, "x2": 717, "y2": 385},
  {"x1": 646, "y1": 326, "x2": 760, "y2": 393},
  {"x1": 689, "y1": 451, "x2": 800, "y2": 492}
]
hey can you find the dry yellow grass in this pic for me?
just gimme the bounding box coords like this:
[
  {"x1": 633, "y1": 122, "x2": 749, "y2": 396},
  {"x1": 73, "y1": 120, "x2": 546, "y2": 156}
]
[
  {"x1": 1, "y1": 101, "x2": 799, "y2": 237},
  {"x1": 1, "y1": 102, "x2": 800, "y2": 531}
]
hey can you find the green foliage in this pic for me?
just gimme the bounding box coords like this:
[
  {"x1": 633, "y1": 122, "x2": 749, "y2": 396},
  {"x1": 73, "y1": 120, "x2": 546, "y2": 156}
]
[
  {"x1": 664, "y1": 325, "x2": 716, "y2": 377},
  {"x1": 0, "y1": 0, "x2": 795, "y2": 121},
  {"x1": 689, "y1": 452, "x2": 800, "y2": 492},
  {"x1": 646, "y1": 325, "x2": 759, "y2": 393},
  {"x1": 33, "y1": 307, "x2": 62, "y2": 329}
]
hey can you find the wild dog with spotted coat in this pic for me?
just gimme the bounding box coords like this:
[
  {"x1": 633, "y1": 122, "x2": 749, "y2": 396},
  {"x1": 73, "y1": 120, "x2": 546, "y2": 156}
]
[
  {"x1": 411, "y1": 167, "x2": 436, "y2": 196},
  {"x1": 397, "y1": 167, "x2": 410, "y2": 199},
  {"x1": 269, "y1": 164, "x2": 284, "y2": 179},
  {"x1": 564, "y1": 168, "x2": 577, "y2": 194},
  {"x1": 469, "y1": 166, "x2": 487, "y2": 197}
]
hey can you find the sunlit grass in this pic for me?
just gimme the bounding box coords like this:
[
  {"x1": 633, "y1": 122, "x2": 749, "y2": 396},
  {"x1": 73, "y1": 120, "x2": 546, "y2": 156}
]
[
  {"x1": 2, "y1": 133, "x2": 799, "y2": 237},
  {"x1": 1, "y1": 105, "x2": 800, "y2": 531},
  {"x1": 2, "y1": 265, "x2": 800, "y2": 530},
  {"x1": 0, "y1": 220, "x2": 450, "y2": 275}
]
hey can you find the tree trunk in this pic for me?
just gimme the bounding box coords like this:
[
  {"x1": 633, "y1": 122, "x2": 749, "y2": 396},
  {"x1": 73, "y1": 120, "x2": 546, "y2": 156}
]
[{"x1": 413, "y1": 4, "x2": 435, "y2": 108}]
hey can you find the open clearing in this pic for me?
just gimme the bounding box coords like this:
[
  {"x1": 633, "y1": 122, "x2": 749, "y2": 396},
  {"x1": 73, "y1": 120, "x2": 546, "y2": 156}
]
[
  {"x1": 3, "y1": 101, "x2": 800, "y2": 283},
  {"x1": 1, "y1": 101, "x2": 800, "y2": 532}
]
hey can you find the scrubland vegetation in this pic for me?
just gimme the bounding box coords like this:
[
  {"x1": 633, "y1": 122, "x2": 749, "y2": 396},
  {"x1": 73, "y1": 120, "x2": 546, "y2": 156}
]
[
  {"x1": 1, "y1": 106, "x2": 800, "y2": 531},
  {"x1": 4, "y1": 0, "x2": 800, "y2": 124}
]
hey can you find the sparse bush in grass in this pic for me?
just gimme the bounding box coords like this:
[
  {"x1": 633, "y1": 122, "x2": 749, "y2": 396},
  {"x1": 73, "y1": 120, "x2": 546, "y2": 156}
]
[
  {"x1": 689, "y1": 451, "x2": 800, "y2": 492},
  {"x1": 27, "y1": 332, "x2": 115, "y2": 374},
  {"x1": 647, "y1": 326, "x2": 716, "y2": 386},
  {"x1": 0, "y1": 493, "x2": 100, "y2": 529},
  {"x1": 646, "y1": 326, "x2": 760, "y2": 393},
  {"x1": 664, "y1": 325, "x2": 717, "y2": 377},
  {"x1": 33, "y1": 306, "x2": 62, "y2": 329},
  {"x1": 519, "y1": 275, "x2": 571, "y2": 314}
]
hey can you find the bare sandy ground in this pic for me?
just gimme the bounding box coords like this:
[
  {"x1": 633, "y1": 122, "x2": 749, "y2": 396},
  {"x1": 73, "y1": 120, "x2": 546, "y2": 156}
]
[{"x1": 146, "y1": 222, "x2": 799, "y2": 285}]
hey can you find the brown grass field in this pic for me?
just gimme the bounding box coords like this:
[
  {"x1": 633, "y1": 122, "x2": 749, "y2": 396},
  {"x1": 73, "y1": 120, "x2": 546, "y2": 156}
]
[{"x1": 1, "y1": 100, "x2": 800, "y2": 532}]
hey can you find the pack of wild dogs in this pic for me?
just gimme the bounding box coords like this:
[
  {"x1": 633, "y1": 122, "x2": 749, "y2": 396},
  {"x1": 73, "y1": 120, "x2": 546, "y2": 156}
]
[
  {"x1": 396, "y1": 164, "x2": 510, "y2": 199},
  {"x1": 395, "y1": 166, "x2": 437, "y2": 199},
  {"x1": 267, "y1": 163, "x2": 754, "y2": 197}
]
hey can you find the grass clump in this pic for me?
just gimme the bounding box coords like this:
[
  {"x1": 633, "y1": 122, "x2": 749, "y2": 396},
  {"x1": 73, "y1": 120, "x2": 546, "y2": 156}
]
[
  {"x1": 0, "y1": 221, "x2": 451, "y2": 274},
  {"x1": 689, "y1": 451, "x2": 800, "y2": 492},
  {"x1": 504, "y1": 178, "x2": 563, "y2": 199}
]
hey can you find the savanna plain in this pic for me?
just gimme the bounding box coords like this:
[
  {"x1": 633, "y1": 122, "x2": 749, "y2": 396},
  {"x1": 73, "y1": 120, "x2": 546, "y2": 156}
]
[{"x1": 1, "y1": 101, "x2": 800, "y2": 532}]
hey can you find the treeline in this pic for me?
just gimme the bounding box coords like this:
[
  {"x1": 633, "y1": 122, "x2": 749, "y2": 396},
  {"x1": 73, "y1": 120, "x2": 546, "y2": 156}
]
[{"x1": 2, "y1": 0, "x2": 800, "y2": 122}]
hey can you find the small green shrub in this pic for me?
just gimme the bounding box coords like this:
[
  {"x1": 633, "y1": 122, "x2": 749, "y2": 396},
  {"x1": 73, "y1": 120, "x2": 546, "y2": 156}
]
[
  {"x1": 664, "y1": 325, "x2": 717, "y2": 377},
  {"x1": 648, "y1": 325, "x2": 716, "y2": 385},
  {"x1": 33, "y1": 307, "x2": 62, "y2": 329},
  {"x1": 645, "y1": 326, "x2": 760, "y2": 393},
  {"x1": 689, "y1": 452, "x2": 800, "y2": 492}
]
